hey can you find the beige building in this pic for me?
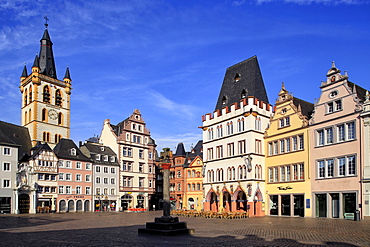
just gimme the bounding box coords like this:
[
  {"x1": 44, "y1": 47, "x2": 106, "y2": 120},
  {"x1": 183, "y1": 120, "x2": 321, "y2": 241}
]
[
  {"x1": 309, "y1": 62, "x2": 367, "y2": 219},
  {"x1": 99, "y1": 109, "x2": 156, "y2": 211}
]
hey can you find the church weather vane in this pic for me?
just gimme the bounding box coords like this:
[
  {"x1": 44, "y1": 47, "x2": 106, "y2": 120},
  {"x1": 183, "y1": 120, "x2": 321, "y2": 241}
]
[{"x1": 44, "y1": 15, "x2": 49, "y2": 28}]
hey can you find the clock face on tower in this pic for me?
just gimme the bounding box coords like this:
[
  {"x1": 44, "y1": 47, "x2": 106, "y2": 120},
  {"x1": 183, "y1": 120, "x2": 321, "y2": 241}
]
[{"x1": 48, "y1": 109, "x2": 58, "y2": 120}]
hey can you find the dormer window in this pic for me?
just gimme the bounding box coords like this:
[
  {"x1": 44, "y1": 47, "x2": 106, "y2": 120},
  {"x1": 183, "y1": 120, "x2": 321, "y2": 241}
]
[
  {"x1": 70, "y1": 148, "x2": 76, "y2": 156},
  {"x1": 222, "y1": 96, "x2": 228, "y2": 105},
  {"x1": 100, "y1": 147, "x2": 105, "y2": 151},
  {"x1": 241, "y1": 89, "x2": 247, "y2": 99},
  {"x1": 110, "y1": 156, "x2": 115, "y2": 162},
  {"x1": 96, "y1": 154, "x2": 101, "y2": 160},
  {"x1": 104, "y1": 155, "x2": 108, "y2": 161},
  {"x1": 234, "y1": 73, "x2": 241, "y2": 83}
]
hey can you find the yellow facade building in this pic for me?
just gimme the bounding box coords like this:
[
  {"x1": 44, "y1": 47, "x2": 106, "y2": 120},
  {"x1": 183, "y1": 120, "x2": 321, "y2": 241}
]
[
  {"x1": 183, "y1": 155, "x2": 204, "y2": 211},
  {"x1": 264, "y1": 83, "x2": 314, "y2": 217}
]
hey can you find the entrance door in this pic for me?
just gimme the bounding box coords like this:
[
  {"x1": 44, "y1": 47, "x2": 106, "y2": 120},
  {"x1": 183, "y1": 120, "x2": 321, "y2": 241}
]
[
  {"x1": 281, "y1": 195, "x2": 291, "y2": 216},
  {"x1": 18, "y1": 194, "x2": 30, "y2": 214},
  {"x1": 294, "y1": 195, "x2": 304, "y2": 217},
  {"x1": 316, "y1": 194, "x2": 327, "y2": 217},
  {"x1": 331, "y1": 194, "x2": 340, "y2": 218}
]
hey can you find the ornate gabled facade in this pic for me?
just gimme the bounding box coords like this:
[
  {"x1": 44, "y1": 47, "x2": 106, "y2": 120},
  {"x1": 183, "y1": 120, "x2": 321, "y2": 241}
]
[
  {"x1": 264, "y1": 83, "x2": 314, "y2": 217},
  {"x1": 201, "y1": 56, "x2": 273, "y2": 216},
  {"x1": 20, "y1": 22, "x2": 72, "y2": 147},
  {"x1": 183, "y1": 141, "x2": 203, "y2": 211},
  {"x1": 170, "y1": 143, "x2": 186, "y2": 210},
  {"x1": 309, "y1": 62, "x2": 367, "y2": 219},
  {"x1": 99, "y1": 109, "x2": 156, "y2": 211},
  {"x1": 26, "y1": 142, "x2": 59, "y2": 213}
]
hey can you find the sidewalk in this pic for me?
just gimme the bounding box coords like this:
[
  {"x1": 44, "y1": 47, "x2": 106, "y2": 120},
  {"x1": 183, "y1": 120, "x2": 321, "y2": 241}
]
[{"x1": 0, "y1": 211, "x2": 369, "y2": 246}]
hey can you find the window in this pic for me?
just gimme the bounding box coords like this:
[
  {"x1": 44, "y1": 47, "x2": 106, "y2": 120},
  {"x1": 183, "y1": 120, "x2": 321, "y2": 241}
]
[
  {"x1": 280, "y1": 166, "x2": 285, "y2": 182},
  {"x1": 76, "y1": 174, "x2": 81, "y2": 181},
  {"x1": 268, "y1": 168, "x2": 273, "y2": 183},
  {"x1": 227, "y1": 143, "x2": 234, "y2": 157},
  {"x1": 3, "y1": 179, "x2": 10, "y2": 188},
  {"x1": 177, "y1": 183, "x2": 181, "y2": 191},
  {"x1": 298, "y1": 135, "x2": 304, "y2": 150},
  {"x1": 268, "y1": 143, "x2": 273, "y2": 156},
  {"x1": 59, "y1": 186, "x2": 64, "y2": 194},
  {"x1": 103, "y1": 178, "x2": 108, "y2": 184},
  {"x1": 128, "y1": 162, "x2": 132, "y2": 171},
  {"x1": 273, "y1": 141, "x2": 278, "y2": 155},
  {"x1": 96, "y1": 154, "x2": 101, "y2": 161},
  {"x1": 43, "y1": 86, "x2": 50, "y2": 103},
  {"x1": 177, "y1": 171, "x2": 181, "y2": 178},
  {"x1": 44, "y1": 186, "x2": 50, "y2": 193},
  {"x1": 348, "y1": 156, "x2": 356, "y2": 175},
  {"x1": 326, "y1": 128, "x2": 333, "y2": 144},
  {"x1": 104, "y1": 188, "x2": 108, "y2": 195},
  {"x1": 279, "y1": 117, "x2": 290, "y2": 128},
  {"x1": 327, "y1": 100, "x2": 342, "y2": 113},
  {"x1": 66, "y1": 174, "x2": 71, "y2": 181},
  {"x1": 76, "y1": 162, "x2": 81, "y2": 169},
  {"x1": 66, "y1": 186, "x2": 71, "y2": 194},
  {"x1": 111, "y1": 167, "x2": 115, "y2": 173},
  {"x1": 70, "y1": 148, "x2": 76, "y2": 156},
  {"x1": 149, "y1": 152, "x2": 153, "y2": 160},
  {"x1": 58, "y1": 161, "x2": 64, "y2": 167},
  {"x1": 347, "y1": 122, "x2": 355, "y2": 140},
  {"x1": 338, "y1": 124, "x2": 345, "y2": 141},
  {"x1": 286, "y1": 166, "x2": 291, "y2": 181},
  {"x1": 123, "y1": 177, "x2": 127, "y2": 187},
  {"x1": 66, "y1": 161, "x2": 71, "y2": 168},
  {"x1": 255, "y1": 117, "x2": 261, "y2": 131},
  {"x1": 286, "y1": 138, "x2": 291, "y2": 152},
  {"x1": 86, "y1": 187, "x2": 91, "y2": 195},
  {"x1": 139, "y1": 150, "x2": 144, "y2": 159},
  {"x1": 111, "y1": 178, "x2": 115, "y2": 184},
  {"x1": 327, "y1": 159, "x2": 334, "y2": 177},
  {"x1": 238, "y1": 140, "x2": 246, "y2": 155},
  {"x1": 216, "y1": 145, "x2": 223, "y2": 159},
  {"x1": 139, "y1": 178, "x2": 144, "y2": 188},
  {"x1": 96, "y1": 177, "x2": 101, "y2": 184},
  {"x1": 103, "y1": 155, "x2": 108, "y2": 162},
  {"x1": 86, "y1": 175, "x2": 91, "y2": 182},
  {"x1": 338, "y1": 157, "x2": 346, "y2": 176},
  {"x1": 104, "y1": 167, "x2": 108, "y2": 173},
  {"x1": 273, "y1": 167, "x2": 278, "y2": 182},
  {"x1": 255, "y1": 139, "x2": 262, "y2": 154},
  {"x1": 111, "y1": 188, "x2": 115, "y2": 195},
  {"x1": 128, "y1": 178, "x2": 132, "y2": 187},
  {"x1": 59, "y1": 173, "x2": 64, "y2": 180},
  {"x1": 3, "y1": 162, "x2": 10, "y2": 171},
  {"x1": 76, "y1": 186, "x2": 81, "y2": 194},
  {"x1": 86, "y1": 163, "x2": 91, "y2": 170},
  {"x1": 3, "y1": 147, "x2": 10, "y2": 155},
  {"x1": 280, "y1": 140, "x2": 285, "y2": 153},
  {"x1": 292, "y1": 136, "x2": 298, "y2": 151},
  {"x1": 217, "y1": 125, "x2": 223, "y2": 138},
  {"x1": 96, "y1": 166, "x2": 101, "y2": 172}
]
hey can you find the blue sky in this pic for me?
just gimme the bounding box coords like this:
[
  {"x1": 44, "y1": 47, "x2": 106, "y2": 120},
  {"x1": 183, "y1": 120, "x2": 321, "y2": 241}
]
[{"x1": 0, "y1": 0, "x2": 369, "y2": 152}]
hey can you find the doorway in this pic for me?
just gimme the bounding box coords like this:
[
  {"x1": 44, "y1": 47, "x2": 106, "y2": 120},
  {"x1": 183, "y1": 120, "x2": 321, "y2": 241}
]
[
  {"x1": 294, "y1": 195, "x2": 304, "y2": 217},
  {"x1": 331, "y1": 193, "x2": 340, "y2": 218},
  {"x1": 316, "y1": 194, "x2": 327, "y2": 217},
  {"x1": 18, "y1": 194, "x2": 30, "y2": 214}
]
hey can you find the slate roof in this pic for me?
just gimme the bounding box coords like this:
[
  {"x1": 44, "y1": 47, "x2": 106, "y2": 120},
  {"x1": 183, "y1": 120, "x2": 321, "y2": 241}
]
[
  {"x1": 29, "y1": 142, "x2": 53, "y2": 160},
  {"x1": 0, "y1": 121, "x2": 32, "y2": 160},
  {"x1": 79, "y1": 142, "x2": 119, "y2": 166},
  {"x1": 53, "y1": 138, "x2": 91, "y2": 162},
  {"x1": 348, "y1": 81, "x2": 367, "y2": 102},
  {"x1": 174, "y1": 142, "x2": 186, "y2": 157},
  {"x1": 38, "y1": 28, "x2": 57, "y2": 79},
  {"x1": 292, "y1": 97, "x2": 314, "y2": 119},
  {"x1": 215, "y1": 56, "x2": 269, "y2": 111}
]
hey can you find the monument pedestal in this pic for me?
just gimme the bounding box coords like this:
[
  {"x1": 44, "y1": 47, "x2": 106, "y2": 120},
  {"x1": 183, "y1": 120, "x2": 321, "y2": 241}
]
[{"x1": 138, "y1": 216, "x2": 194, "y2": 236}]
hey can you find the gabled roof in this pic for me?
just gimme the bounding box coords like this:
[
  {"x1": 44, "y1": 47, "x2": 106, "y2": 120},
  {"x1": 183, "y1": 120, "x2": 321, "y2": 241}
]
[
  {"x1": 292, "y1": 97, "x2": 314, "y2": 119},
  {"x1": 29, "y1": 142, "x2": 53, "y2": 160},
  {"x1": 53, "y1": 138, "x2": 91, "y2": 162},
  {"x1": 347, "y1": 81, "x2": 367, "y2": 102},
  {"x1": 80, "y1": 142, "x2": 119, "y2": 165},
  {"x1": 0, "y1": 121, "x2": 32, "y2": 160},
  {"x1": 215, "y1": 56, "x2": 269, "y2": 111}
]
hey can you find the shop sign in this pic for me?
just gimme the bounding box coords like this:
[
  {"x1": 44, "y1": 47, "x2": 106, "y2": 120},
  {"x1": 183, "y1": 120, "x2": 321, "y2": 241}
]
[
  {"x1": 74, "y1": 195, "x2": 84, "y2": 199},
  {"x1": 277, "y1": 186, "x2": 292, "y2": 190},
  {"x1": 42, "y1": 195, "x2": 52, "y2": 197}
]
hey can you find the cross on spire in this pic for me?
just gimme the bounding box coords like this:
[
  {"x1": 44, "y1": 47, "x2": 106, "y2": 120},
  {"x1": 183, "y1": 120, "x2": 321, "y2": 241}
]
[{"x1": 44, "y1": 15, "x2": 49, "y2": 28}]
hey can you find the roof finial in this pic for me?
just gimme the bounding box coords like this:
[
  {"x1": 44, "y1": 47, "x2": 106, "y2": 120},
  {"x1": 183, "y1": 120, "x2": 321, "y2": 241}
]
[
  {"x1": 44, "y1": 15, "x2": 49, "y2": 28},
  {"x1": 331, "y1": 61, "x2": 335, "y2": 68},
  {"x1": 281, "y1": 81, "x2": 285, "y2": 90}
]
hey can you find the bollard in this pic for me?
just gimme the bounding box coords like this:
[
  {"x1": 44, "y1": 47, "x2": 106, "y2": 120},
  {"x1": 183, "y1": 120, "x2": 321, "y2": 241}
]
[{"x1": 354, "y1": 210, "x2": 360, "y2": 221}]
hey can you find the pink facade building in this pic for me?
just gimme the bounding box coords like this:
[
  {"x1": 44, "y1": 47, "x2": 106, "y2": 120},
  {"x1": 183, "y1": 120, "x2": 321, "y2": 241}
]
[
  {"x1": 309, "y1": 62, "x2": 367, "y2": 219},
  {"x1": 54, "y1": 139, "x2": 93, "y2": 212}
]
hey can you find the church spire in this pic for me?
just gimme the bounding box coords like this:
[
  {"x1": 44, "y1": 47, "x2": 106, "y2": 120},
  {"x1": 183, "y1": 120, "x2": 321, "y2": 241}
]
[
  {"x1": 39, "y1": 16, "x2": 57, "y2": 79},
  {"x1": 21, "y1": 64, "x2": 28, "y2": 78}
]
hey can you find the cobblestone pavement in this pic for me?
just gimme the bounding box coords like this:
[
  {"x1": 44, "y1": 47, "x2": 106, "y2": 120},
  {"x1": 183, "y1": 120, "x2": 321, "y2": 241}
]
[{"x1": 0, "y1": 211, "x2": 369, "y2": 246}]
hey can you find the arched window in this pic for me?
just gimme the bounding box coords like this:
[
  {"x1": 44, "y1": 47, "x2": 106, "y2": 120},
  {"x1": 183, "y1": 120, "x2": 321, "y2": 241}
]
[
  {"x1": 192, "y1": 170, "x2": 195, "y2": 178},
  {"x1": 220, "y1": 169, "x2": 224, "y2": 181},
  {"x1": 42, "y1": 108, "x2": 47, "y2": 122},
  {"x1": 58, "y1": 112, "x2": 63, "y2": 125},
  {"x1": 239, "y1": 166, "x2": 243, "y2": 180},
  {"x1": 29, "y1": 87, "x2": 32, "y2": 103},
  {"x1": 55, "y1": 89, "x2": 62, "y2": 106},
  {"x1": 24, "y1": 89, "x2": 28, "y2": 106},
  {"x1": 25, "y1": 111, "x2": 27, "y2": 124},
  {"x1": 43, "y1": 86, "x2": 50, "y2": 103},
  {"x1": 46, "y1": 132, "x2": 50, "y2": 142},
  {"x1": 243, "y1": 165, "x2": 247, "y2": 179},
  {"x1": 232, "y1": 167, "x2": 235, "y2": 180},
  {"x1": 228, "y1": 168, "x2": 232, "y2": 181},
  {"x1": 29, "y1": 109, "x2": 32, "y2": 122}
]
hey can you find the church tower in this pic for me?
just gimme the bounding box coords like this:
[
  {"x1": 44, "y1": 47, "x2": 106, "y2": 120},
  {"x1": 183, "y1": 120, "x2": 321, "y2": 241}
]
[{"x1": 20, "y1": 18, "x2": 72, "y2": 147}]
